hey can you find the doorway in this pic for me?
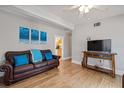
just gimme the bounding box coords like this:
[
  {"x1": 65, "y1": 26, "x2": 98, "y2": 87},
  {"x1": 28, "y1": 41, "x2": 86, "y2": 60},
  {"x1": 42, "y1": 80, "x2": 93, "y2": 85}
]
[{"x1": 55, "y1": 35, "x2": 64, "y2": 61}]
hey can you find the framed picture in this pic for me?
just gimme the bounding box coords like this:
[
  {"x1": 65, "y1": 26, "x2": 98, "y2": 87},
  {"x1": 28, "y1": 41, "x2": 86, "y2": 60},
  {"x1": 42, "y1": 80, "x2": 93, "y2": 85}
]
[
  {"x1": 19, "y1": 27, "x2": 30, "y2": 44},
  {"x1": 31, "y1": 29, "x2": 39, "y2": 44},
  {"x1": 40, "y1": 31, "x2": 47, "y2": 44}
]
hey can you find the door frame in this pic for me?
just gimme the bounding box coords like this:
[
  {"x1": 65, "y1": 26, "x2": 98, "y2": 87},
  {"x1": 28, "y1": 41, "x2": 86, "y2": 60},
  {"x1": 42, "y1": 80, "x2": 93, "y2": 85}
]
[{"x1": 54, "y1": 35, "x2": 64, "y2": 60}]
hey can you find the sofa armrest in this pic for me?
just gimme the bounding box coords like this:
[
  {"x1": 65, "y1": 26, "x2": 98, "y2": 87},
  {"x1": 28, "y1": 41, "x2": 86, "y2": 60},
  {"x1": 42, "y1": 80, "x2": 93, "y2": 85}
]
[
  {"x1": 0, "y1": 62, "x2": 14, "y2": 84},
  {"x1": 52, "y1": 55, "x2": 60, "y2": 60},
  {"x1": 52, "y1": 55, "x2": 60, "y2": 66},
  {"x1": 122, "y1": 74, "x2": 124, "y2": 88}
]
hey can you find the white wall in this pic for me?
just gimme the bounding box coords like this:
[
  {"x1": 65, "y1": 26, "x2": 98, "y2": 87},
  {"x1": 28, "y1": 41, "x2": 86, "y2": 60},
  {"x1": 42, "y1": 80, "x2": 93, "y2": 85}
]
[
  {"x1": 0, "y1": 10, "x2": 72, "y2": 63},
  {"x1": 72, "y1": 14, "x2": 124, "y2": 75},
  {"x1": 64, "y1": 33, "x2": 72, "y2": 58}
]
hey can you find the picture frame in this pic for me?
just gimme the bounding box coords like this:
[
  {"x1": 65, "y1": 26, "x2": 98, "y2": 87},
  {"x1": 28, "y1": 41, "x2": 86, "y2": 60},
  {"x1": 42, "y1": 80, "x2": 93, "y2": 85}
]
[
  {"x1": 31, "y1": 29, "x2": 39, "y2": 44},
  {"x1": 19, "y1": 27, "x2": 30, "y2": 44},
  {"x1": 40, "y1": 31, "x2": 47, "y2": 44}
]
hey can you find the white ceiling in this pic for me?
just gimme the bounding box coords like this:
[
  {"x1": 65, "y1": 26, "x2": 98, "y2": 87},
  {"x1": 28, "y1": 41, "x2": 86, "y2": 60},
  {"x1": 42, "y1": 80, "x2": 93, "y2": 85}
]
[
  {"x1": 0, "y1": 5, "x2": 74, "y2": 31},
  {"x1": 1, "y1": 5, "x2": 124, "y2": 31},
  {"x1": 37, "y1": 5, "x2": 124, "y2": 25}
]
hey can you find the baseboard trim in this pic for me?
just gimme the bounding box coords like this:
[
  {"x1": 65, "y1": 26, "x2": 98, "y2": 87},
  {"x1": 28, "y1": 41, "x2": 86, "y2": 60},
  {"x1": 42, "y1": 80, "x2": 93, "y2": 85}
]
[
  {"x1": 62, "y1": 57, "x2": 71, "y2": 61},
  {"x1": 103, "y1": 66, "x2": 124, "y2": 76},
  {"x1": 116, "y1": 70, "x2": 124, "y2": 76},
  {"x1": 71, "y1": 60, "x2": 124, "y2": 76},
  {"x1": 72, "y1": 60, "x2": 81, "y2": 65}
]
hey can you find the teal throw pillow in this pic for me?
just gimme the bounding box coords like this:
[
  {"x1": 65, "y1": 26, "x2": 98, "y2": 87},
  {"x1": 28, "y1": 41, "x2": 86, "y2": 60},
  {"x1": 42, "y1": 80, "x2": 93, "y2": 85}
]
[
  {"x1": 31, "y1": 49, "x2": 42, "y2": 63},
  {"x1": 14, "y1": 54, "x2": 29, "y2": 67},
  {"x1": 45, "y1": 52, "x2": 53, "y2": 60}
]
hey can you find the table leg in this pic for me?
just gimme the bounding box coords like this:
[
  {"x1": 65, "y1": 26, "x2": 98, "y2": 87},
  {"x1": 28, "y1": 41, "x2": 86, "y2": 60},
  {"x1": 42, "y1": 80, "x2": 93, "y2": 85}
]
[
  {"x1": 82, "y1": 52, "x2": 86, "y2": 67},
  {"x1": 112, "y1": 55, "x2": 115, "y2": 77},
  {"x1": 85, "y1": 56, "x2": 88, "y2": 67},
  {"x1": 82, "y1": 56, "x2": 85, "y2": 67}
]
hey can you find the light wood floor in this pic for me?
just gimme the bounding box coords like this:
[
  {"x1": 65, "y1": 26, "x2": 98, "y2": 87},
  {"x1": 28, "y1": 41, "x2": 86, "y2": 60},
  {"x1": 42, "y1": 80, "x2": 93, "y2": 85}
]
[{"x1": 0, "y1": 59, "x2": 122, "y2": 88}]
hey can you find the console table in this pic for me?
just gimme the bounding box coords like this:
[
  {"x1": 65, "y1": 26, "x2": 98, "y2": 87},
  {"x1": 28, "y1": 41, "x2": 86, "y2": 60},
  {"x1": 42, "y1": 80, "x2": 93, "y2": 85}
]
[{"x1": 82, "y1": 51, "x2": 117, "y2": 77}]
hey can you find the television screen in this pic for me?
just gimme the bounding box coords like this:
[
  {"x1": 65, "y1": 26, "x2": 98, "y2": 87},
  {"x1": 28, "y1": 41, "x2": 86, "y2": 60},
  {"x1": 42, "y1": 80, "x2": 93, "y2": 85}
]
[{"x1": 87, "y1": 39, "x2": 111, "y2": 52}]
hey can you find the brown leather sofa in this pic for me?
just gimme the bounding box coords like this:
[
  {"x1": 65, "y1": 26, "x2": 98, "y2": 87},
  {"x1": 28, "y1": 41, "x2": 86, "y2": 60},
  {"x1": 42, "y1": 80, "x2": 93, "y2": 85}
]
[{"x1": 1, "y1": 49, "x2": 60, "y2": 85}]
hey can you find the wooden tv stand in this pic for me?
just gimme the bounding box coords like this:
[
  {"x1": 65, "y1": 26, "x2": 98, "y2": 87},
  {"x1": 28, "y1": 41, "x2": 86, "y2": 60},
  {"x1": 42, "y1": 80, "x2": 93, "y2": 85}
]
[{"x1": 82, "y1": 51, "x2": 117, "y2": 77}]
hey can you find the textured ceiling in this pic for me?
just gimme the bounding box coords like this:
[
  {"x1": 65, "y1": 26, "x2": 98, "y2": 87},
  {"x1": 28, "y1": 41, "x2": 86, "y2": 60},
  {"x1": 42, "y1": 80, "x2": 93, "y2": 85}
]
[{"x1": 37, "y1": 5, "x2": 124, "y2": 25}]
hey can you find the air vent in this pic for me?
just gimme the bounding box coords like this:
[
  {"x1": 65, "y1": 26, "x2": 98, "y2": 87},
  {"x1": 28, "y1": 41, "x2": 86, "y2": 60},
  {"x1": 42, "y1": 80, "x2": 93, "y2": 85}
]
[{"x1": 94, "y1": 22, "x2": 101, "y2": 27}]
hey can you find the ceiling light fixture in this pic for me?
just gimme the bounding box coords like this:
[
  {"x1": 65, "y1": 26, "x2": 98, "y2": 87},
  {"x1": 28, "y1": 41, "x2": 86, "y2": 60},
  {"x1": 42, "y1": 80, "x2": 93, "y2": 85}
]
[
  {"x1": 79, "y1": 5, "x2": 85, "y2": 12},
  {"x1": 88, "y1": 5, "x2": 94, "y2": 9},
  {"x1": 85, "y1": 7, "x2": 89, "y2": 13},
  {"x1": 79, "y1": 5, "x2": 94, "y2": 14}
]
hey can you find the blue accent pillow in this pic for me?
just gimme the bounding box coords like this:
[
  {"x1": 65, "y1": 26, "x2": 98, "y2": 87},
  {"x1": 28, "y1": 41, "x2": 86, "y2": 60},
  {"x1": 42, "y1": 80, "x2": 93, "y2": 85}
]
[
  {"x1": 31, "y1": 49, "x2": 42, "y2": 63},
  {"x1": 45, "y1": 52, "x2": 53, "y2": 60},
  {"x1": 14, "y1": 54, "x2": 29, "y2": 67}
]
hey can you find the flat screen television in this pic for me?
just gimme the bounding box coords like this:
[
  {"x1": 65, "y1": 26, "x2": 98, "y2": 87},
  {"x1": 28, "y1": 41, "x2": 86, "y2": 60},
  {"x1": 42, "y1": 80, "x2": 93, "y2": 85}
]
[{"x1": 87, "y1": 39, "x2": 111, "y2": 52}]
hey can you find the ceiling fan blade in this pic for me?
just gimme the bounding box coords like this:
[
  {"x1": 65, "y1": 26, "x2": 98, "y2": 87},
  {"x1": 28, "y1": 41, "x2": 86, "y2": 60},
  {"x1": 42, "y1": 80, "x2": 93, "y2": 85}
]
[
  {"x1": 94, "y1": 8, "x2": 109, "y2": 13},
  {"x1": 92, "y1": 6, "x2": 109, "y2": 12},
  {"x1": 68, "y1": 5, "x2": 80, "y2": 10}
]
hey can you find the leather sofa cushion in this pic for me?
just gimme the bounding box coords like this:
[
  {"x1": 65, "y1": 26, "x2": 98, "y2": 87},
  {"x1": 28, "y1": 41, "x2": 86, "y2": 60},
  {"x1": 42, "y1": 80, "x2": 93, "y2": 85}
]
[
  {"x1": 14, "y1": 66, "x2": 48, "y2": 79},
  {"x1": 34, "y1": 62, "x2": 47, "y2": 68},
  {"x1": 14, "y1": 64, "x2": 34, "y2": 74},
  {"x1": 47, "y1": 59, "x2": 57, "y2": 65}
]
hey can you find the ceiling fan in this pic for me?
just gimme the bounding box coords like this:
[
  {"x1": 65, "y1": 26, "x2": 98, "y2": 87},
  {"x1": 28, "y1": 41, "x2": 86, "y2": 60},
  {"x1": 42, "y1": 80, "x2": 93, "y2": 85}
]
[
  {"x1": 69, "y1": 5, "x2": 94, "y2": 14},
  {"x1": 67, "y1": 5, "x2": 107, "y2": 16}
]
